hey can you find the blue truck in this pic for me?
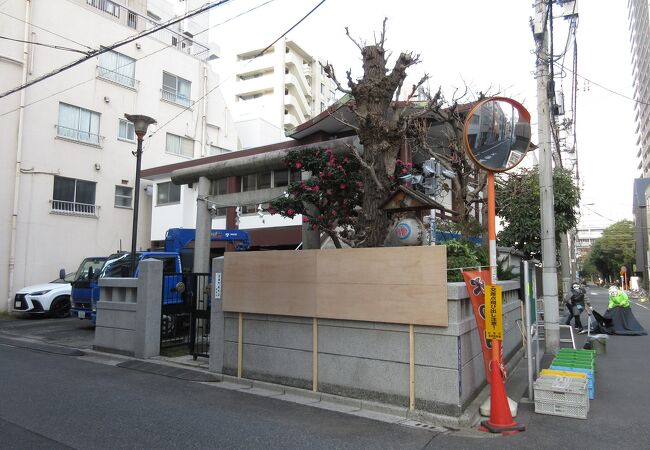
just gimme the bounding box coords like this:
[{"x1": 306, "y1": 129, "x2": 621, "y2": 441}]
[{"x1": 70, "y1": 228, "x2": 250, "y2": 323}]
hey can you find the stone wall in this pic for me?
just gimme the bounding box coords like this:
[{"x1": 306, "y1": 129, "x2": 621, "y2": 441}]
[{"x1": 210, "y1": 253, "x2": 523, "y2": 417}]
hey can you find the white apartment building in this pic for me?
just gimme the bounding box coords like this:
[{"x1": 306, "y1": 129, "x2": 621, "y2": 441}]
[
  {"x1": 222, "y1": 39, "x2": 337, "y2": 148},
  {"x1": 0, "y1": 0, "x2": 239, "y2": 312},
  {"x1": 628, "y1": 0, "x2": 650, "y2": 175}
]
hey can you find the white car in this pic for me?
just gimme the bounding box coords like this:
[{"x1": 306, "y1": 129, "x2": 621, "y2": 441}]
[{"x1": 13, "y1": 273, "x2": 76, "y2": 318}]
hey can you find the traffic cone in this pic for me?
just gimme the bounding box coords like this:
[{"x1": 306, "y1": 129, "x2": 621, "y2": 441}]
[{"x1": 480, "y1": 358, "x2": 526, "y2": 434}]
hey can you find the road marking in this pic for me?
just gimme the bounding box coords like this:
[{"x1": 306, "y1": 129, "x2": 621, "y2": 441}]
[{"x1": 632, "y1": 301, "x2": 650, "y2": 310}]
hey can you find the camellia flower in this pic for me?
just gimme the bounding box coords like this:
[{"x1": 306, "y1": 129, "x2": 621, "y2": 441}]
[
  {"x1": 295, "y1": 161, "x2": 302, "y2": 169},
  {"x1": 340, "y1": 183, "x2": 347, "y2": 190},
  {"x1": 303, "y1": 216, "x2": 310, "y2": 223},
  {"x1": 286, "y1": 208, "x2": 295, "y2": 217}
]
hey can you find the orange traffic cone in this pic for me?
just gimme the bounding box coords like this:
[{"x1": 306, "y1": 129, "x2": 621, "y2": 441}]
[{"x1": 480, "y1": 353, "x2": 526, "y2": 434}]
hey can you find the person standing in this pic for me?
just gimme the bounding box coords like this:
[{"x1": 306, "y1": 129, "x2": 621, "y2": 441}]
[{"x1": 564, "y1": 282, "x2": 586, "y2": 333}]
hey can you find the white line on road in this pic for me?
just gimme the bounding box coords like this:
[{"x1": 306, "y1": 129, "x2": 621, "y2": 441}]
[{"x1": 632, "y1": 301, "x2": 650, "y2": 310}]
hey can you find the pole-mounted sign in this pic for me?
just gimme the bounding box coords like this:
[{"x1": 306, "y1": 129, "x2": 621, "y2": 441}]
[{"x1": 463, "y1": 97, "x2": 531, "y2": 434}]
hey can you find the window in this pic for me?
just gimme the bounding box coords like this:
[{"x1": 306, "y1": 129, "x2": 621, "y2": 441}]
[
  {"x1": 57, "y1": 103, "x2": 101, "y2": 145},
  {"x1": 87, "y1": 0, "x2": 120, "y2": 18},
  {"x1": 157, "y1": 182, "x2": 180, "y2": 205},
  {"x1": 165, "y1": 133, "x2": 193, "y2": 158},
  {"x1": 52, "y1": 176, "x2": 96, "y2": 215},
  {"x1": 118, "y1": 119, "x2": 135, "y2": 142},
  {"x1": 114, "y1": 186, "x2": 132, "y2": 208},
  {"x1": 162, "y1": 72, "x2": 191, "y2": 106},
  {"x1": 321, "y1": 102, "x2": 325, "y2": 112},
  {"x1": 209, "y1": 145, "x2": 230, "y2": 156},
  {"x1": 98, "y1": 50, "x2": 136, "y2": 88},
  {"x1": 273, "y1": 169, "x2": 289, "y2": 187},
  {"x1": 320, "y1": 83, "x2": 325, "y2": 94},
  {"x1": 209, "y1": 178, "x2": 228, "y2": 216}
]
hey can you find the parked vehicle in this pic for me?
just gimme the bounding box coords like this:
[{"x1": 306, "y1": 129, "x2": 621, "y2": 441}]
[
  {"x1": 13, "y1": 256, "x2": 105, "y2": 318},
  {"x1": 69, "y1": 256, "x2": 109, "y2": 320},
  {"x1": 73, "y1": 228, "x2": 249, "y2": 324}
]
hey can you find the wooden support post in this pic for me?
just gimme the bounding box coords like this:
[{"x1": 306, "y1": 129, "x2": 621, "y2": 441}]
[
  {"x1": 237, "y1": 312, "x2": 243, "y2": 378},
  {"x1": 409, "y1": 324, "x2": 415, "y2": 411},
  {"x1": 312, "y1": 318, "x2": 318, "y2": 392}
]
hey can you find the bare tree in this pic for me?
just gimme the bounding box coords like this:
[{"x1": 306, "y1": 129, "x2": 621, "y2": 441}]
[{"x1": 323, "y1": 19, "x2": 429, "y2": 247}]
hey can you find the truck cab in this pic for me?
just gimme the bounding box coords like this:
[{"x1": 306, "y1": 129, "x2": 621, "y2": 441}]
[
  {"x1": 88, "y1": 251, "x2": 183, "y2": 323},
  {"x1": 69, "y1": 256, "x2": 108, "y2": 320}
]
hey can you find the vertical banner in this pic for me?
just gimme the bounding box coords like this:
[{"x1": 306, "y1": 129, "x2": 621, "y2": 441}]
[{"x1": 463, "y1": 270, "x2": 492, "y2": 384}]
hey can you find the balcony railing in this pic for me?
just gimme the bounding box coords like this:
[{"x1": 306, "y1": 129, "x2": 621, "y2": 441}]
[
  {"x1": 87, "y1": 0, "x2": 119, "y2": 18},
  {"x1": 51, "y1": 200, "x2": 97, "y2": 217},
  {"x1": 97, "y1": 66, "x2": 138, "y2": 89},
  {"x1": 56, "y1": 125, "x2": 102, "y2": 146},
  {"x1": 161, "y1": 89, "x2": 191, "y2": 107}
]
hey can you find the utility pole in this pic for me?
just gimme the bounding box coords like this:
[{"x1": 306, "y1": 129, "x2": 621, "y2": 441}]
[{"x1": 533, "y1": 0, "x2": 560, "y2": 353}]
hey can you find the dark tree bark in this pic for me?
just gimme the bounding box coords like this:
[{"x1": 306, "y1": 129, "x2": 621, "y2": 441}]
[{"x1": 324, "y1": 20, "x2": 425, "y2": 247}]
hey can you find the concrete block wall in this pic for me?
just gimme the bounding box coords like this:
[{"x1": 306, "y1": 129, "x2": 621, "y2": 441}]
[
  {"x1": 94, "y1": 260, "x2": 162, "y2": 357},
  {"x1": 215, "y1": 278, "x2": 524, "y2": 417}
]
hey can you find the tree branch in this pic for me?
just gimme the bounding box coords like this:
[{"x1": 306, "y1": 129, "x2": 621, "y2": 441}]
[
  {"x1": 345, "y1": 142, "x2": 382, "y2": 190},
  {"x1": 345, "y1": 26, "x2": 364, "y2": 52},
  {"x1": 322, "y1": 62, "x2": 352, "y2": 95}
]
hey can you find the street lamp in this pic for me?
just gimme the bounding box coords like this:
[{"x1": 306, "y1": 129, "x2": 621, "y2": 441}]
[{"x1": 125, "y1": 114, "x2": 156, "y2": 277}]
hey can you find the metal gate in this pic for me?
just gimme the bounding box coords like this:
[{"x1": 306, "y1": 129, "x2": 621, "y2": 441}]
[{"x1": 160, "y1": 273, "x2": 210, "y2": 359}]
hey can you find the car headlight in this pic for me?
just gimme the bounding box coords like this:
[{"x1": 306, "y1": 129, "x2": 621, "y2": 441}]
[{"x1": 29, "y1": 290, "x2": 52, "y2": 296}]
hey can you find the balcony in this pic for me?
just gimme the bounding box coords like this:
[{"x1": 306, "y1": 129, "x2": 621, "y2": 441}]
[
  {"x1": 51, "y1": 200, "x2": 97, "y2": 217},
  {"x1": 161, "y1": 89, "x2": 191, "y2": 107},
  {"x1": 56, "y1": 125, "x2": 102, "y2": 146},
  {"x1": 97, "y1": 66, "x2": 139, "y2": 90},
  {"x1": 86, "y1": 0, "x2": 138, "y2": 30}
]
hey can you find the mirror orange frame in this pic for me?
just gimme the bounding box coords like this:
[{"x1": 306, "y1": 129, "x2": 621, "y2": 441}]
[{"x1": 463, "y1": 97, "x2": 532, "y2": 173}]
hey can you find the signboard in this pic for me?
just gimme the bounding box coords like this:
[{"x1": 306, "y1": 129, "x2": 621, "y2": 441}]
[
  {"x1": 214, "y1": 273, "x2": 222, "y2": 300},
  {"x1": 485, "y1": 285, "x2": 503, "y2": 341}
]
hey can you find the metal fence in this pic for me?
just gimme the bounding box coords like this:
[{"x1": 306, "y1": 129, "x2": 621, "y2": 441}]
[{"x1": 160, "y1": 273, "x2": 210, "y2": 359}]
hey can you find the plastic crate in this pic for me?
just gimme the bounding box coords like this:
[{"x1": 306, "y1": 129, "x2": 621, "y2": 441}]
[
  {"x1": 540, "y1": 369, "x2": 588, "y2": 380},
  {"x1": 534, "y1": 400, "x2": 588, "y2": 419},
  {"x1": 550, "y1": 365, "x2": 595, "y2": 399},
  {"x1": 534, "y1": 377, "x2": 589, "y2": 407}
]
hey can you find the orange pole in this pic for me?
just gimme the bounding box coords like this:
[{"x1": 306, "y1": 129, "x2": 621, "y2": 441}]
[{"x1": 481, "y1": 172, "x2": 525, "y2": 434}]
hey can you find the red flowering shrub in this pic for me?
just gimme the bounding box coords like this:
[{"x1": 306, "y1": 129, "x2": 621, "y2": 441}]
[{"x1": 269, "y1": 148, "x2": 363, "y2": 235}]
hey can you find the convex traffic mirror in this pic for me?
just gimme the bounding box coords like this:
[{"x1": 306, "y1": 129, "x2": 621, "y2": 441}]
[{"x1": 463, "y1": 97, "x2": 532, "y2": 172}]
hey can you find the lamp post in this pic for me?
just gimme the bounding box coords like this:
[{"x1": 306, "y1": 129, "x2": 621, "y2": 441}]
[{"x1": 125, "y1": 114, "x2": 156, "y2": 277}]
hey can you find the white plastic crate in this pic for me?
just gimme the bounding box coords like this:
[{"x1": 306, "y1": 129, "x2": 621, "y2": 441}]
[
  {"x1": 534, "y1": 400, "x2": 588, "y2": 419},
  {"x1": 534, "y1": 379, "x2": 589, "y2": 407},
  {"x1": 534, "y1": 376, "x2": 589, "y2": 419}
]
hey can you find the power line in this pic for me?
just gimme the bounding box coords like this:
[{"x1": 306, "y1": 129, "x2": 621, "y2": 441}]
[
  {"x1": 0, "y1": 10, "x2": 94, "y2": 51},
  {"x1": 0, "y1": 0, "x2": 233, "y2": 99},
  {"x1": 0, "y1": 35, "x2": 91, "y2": 54},
  {"x1": 0, "y1": 0, "x2": 277, "y2": 119},
  {"x1": 149, "y1": 0, "x2": 328, "y2": 140},
  {"x1": 557, "y1": 62, "x2": 643, "y2": 106}
]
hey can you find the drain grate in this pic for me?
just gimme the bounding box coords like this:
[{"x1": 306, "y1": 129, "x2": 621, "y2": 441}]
[{"x1": 403, "y1": 420, "x2": 447, "y2": 433}]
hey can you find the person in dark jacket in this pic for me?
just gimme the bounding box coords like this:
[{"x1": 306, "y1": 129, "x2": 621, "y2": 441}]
[{"x1": 564, "y1": 282, "x2": 586, "y2": 333}]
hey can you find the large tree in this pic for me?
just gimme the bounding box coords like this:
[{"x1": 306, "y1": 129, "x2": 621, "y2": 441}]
[
  {"x1": 322, "y1": 19, "x2": 428, "y2": 246},
  {"x1": 587, "y1": 220, "x2": 635, "y2": 281},
  {"x1": 496, "y1": 166, "x2": 580, "y2": 258}
]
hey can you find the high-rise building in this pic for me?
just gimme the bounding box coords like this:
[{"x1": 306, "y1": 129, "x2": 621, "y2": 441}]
[
  {"x1": 221, "y1": 39, "x2": 337, "y2": 148},
  {"x1": 628, "y1": 0, "x2": 650, "y2": 175},
  {"x1": 0, "y1": 0, "x2": 239, "y2": 312}
]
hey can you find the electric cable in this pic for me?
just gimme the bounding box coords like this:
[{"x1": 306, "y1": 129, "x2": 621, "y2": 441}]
[
  {"x1": 0, "y1": 0, "x2": 275, "y2": 118},
  {"x1": 0, "y1": 9, "x2": 94, "y2": 51},
  {"x1": 0, "y1": 35, "x2": 91, "y2": 54},
  {"x1": 0, "y1": 0, "x2": 234, "y2": 99},
  {"x1": 148, "y1": 0, "x2": 328, "y2": 141}
]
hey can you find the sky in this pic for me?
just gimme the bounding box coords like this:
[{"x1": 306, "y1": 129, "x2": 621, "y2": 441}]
[{"x1": 208, "y1": 0, "x2": 638, "y2": 228}]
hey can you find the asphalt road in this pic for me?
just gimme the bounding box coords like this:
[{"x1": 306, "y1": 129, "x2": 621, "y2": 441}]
[
  {"x1": 0, "y1": 332, "x2": 439, "y2": 449},
  {"x1": 2, "y1": 285, "x2": 649, "y2": 449}
]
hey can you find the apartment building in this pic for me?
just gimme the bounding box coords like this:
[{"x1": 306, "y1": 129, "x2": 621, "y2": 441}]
[
  {"x1": 224, "y1": 39, "x2": 337, "y2": 148},
  {"x1": 0, "y1": 0, "x2": 239, "y2": 312},
  {"x1": 628, "y1": 0, "x2": 650, "y2": 175}
]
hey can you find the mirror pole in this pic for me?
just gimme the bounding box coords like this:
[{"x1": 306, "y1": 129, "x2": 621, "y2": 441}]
[{"x1": 487, "y1": 172, "x2": 497, "y2": 284}]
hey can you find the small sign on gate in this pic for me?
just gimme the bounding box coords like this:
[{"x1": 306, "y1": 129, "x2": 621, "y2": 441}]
[{"x1": 214, "y1": 273, "x2": 222, "y2": 300}]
